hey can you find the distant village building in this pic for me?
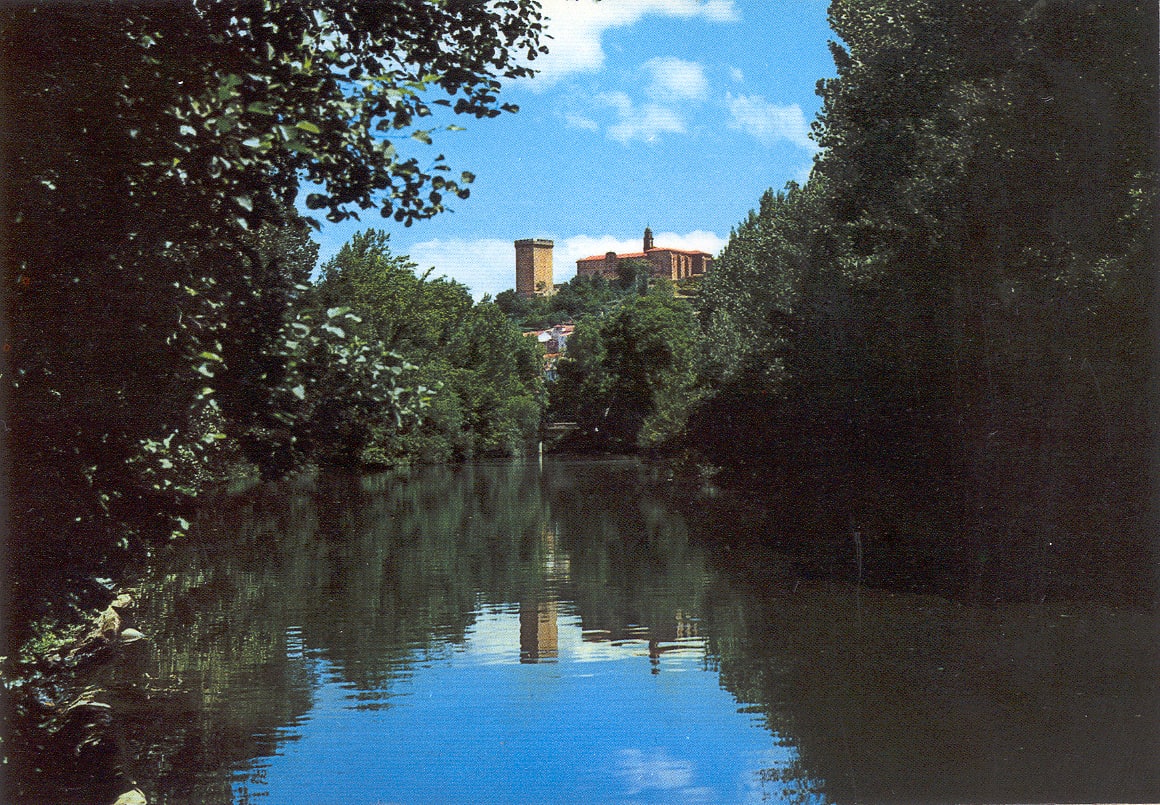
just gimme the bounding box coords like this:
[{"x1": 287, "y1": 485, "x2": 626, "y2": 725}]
[
  {"x1": 523, "y1": 323, "x2": 574, "y2": 381},
  {"x1": 514, "y1": 238, "x2": 555, "y2": 297},
  {"x1": 513, "y1": 228, "x2": 713, "y2": 297},
  {"x1": 575, "y1": 227, "x2": 713, "y2": 282}
]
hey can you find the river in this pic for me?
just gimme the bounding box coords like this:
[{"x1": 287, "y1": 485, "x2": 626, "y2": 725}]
[{"x1": 84, "y1": 458, "x2": 1156, "y2": 803}]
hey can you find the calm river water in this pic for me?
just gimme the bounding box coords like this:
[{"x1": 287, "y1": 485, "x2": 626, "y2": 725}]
[{"x1": 106, "y1": 458, "x2": 1156, "y2": 804}]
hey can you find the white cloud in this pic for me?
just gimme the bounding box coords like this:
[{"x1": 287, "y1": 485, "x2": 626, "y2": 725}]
[
  {"x1": 726, "y1": 93, "x2": 816, "y2": 150},
  {"x1": 729, "y1": 66, "x2": 745, "y2": 83},
  {"x1": 566, "y1": 58, "x2": 709, "y2": 144},
  {"x1": 406, "y1": 238, "x2": 516, "y2": 301},
  {"x1": 564, "y1": 112, "x2": 600, "y2": 131},
  {"x1": 529, "y1": 0, "x2": 740, "y2": 86},
  {"x1": 644, "y1": 56, "x2": 709, "y2": 101},
  {"x1": 560, "y1": 230, "x2": 726, "y2": 267},
  {"x1": 698, "y1": 0, "x2": 741, "y2": 20},
  {"x1": 619, "y1": 748, "x2": 694, "y2": 794},
  {"x1": 794, "y1": 159, "x2": 816, "y2": 186},
  {"x1": 405, "y1": 230, "x2": 727, "y2": 299},
  {"x1": 600, "y1": 92, "x2": 686, "y2": 144}
]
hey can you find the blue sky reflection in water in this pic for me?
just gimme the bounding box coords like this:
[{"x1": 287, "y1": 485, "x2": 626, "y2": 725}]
[
  {"x1": 233, "y1": 605, "x2": 799, "y2": 804},
  {"x1": 121, "y1": 460, "x2": 1155, "y2": 805}
]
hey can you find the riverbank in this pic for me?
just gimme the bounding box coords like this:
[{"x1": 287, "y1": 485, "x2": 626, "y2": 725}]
[{"x1": 4, "y1": 589, "x2": 152, "y2": 804}]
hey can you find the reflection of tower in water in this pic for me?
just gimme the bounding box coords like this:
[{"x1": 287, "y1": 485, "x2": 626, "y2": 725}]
[
  {"x1": 519, "y1": 599, "x2": 558, "y2": 663},
  {"x1": 519, "y1": 523, "x2": 568, "y2": 663}
]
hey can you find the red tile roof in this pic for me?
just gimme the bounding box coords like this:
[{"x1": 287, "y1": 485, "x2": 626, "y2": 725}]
[{"x1": 577, "y1": 247, "x2": 711, "y2": 262}]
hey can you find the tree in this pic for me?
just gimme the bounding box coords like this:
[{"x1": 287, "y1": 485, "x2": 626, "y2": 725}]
[
  {"x1": 310, "y1": 230, "x2": 544, "y2": 462},
  {"x1": 553, "y1": 288, "x2": 703, "y2": 450},
  {"x1": 602, "y1": 289, "x2": 704, "y2": 448},
  {"x1": 315, "y1": 230, "x2": 474, "y2": 354},
  {"x1": 550, "y1": 318, "x2": 609, "y2": 432},
  {"x1": 1, "y1": 1, "x2": 550, "y2": 635},
  {"x1": 449, "y1": 303, "x2": 545, "y2": 456},
  {"x1": 614, "y1": 258, "x2": 654, "y2": 295},
  {"x1": 689, "y1": 0, "x2": 1156, "y2": 597}
]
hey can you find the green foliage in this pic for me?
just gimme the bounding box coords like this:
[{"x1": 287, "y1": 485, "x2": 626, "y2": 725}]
[
  {"x1": 316, "y1": 231, "x2": 474, "y2": 352},
  {"x1": 614, "y1": 258, "x2": 654, "y2": 296},
  {"x1": 809, "y1": 0, "x2": 1155, "y2": 440},
  {"x1": 311, "y1": 231, "x2": 545, "y2": 463},
  {"x1": 690, "y1": 0, "x2": 1155, "y2": 563},
  {"x1": 496, "y1": 273, "x2": 646, "y2": 329},
  {"x1": 1, "y1": 1, "x2": 548, "y2": 638},
  {"x1": 549, "y1": 274, "x2": 620, "y2": 318},
  {"x1": 549, "y1": 318, "x2": 609, "y2": 428},
  {"x1": 554, "y1": 289, "x2": 704, "y2": 450},
  {"x1": 244, "y1": 304, "x2": 428, "y2": 476},
  {"x1": 698, "y1": 182, "x2": 824, "y2": 392}
]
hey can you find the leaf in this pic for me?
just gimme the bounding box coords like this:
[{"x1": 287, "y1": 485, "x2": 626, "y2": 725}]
[
  {"x1": 295, "y1": 120, "x2": 322, "y2": 134},
  {"x1": 291, "y1": 385, "x2": 306, "y2": 400},
  {"x1": 233, "y1": 195, "x2": 253, "y2": 212}
]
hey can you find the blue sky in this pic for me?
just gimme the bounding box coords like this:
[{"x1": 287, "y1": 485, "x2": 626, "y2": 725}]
[{"x1": 309, "y1": 0, "x2": 837, "y2": 299}]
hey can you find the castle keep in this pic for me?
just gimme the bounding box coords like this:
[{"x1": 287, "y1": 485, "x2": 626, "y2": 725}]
[
  {"x1": 514, "y1": 229, "x2": 713, "y2": 296},
  {"x1": 514, "y1": 238, "x2": 555, "y2": 297}
]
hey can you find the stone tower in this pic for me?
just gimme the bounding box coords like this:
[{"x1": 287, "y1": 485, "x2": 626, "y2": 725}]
[
  {"x1": 515, "y1": 238, "x2": 554, "y2": 297},
  {"x1": 643, "y1": 226, "x2": 654, "y2": 252}
]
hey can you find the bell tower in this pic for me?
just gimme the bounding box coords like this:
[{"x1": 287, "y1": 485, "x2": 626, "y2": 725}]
[{"x1": 643, "y1": 226, "x2": 655, "y2": 252}]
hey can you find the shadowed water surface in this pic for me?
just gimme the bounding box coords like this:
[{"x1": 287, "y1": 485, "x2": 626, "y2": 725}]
[{"x1": 93, "y1": 459, "x2": 1155, "y2": 803}]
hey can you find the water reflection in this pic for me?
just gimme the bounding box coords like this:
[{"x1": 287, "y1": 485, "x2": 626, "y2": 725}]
[
  {"x1": 238, "y1": 604, "x2": 789, "y2": 805},
  {"x1": 100, "y1": 458, "x2": 1157, "y2": 805}
]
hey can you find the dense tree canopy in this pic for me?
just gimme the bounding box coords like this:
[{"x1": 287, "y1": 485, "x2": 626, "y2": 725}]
[
  {"x1": 692, "y1": 0, "x2": 1155, "y2": 598},
  {"x1": 495, "y1": 273, "x2": 641, "y2": 328},
  {"x1": 313, "y1": 231, "x2": 544, "y2": 465},
  {"x1": 552, "y1": 286, "x2": 703, "y2": 450},
  {"x1": 1, "y1": 0, "x2": 549, "y2": 634}
]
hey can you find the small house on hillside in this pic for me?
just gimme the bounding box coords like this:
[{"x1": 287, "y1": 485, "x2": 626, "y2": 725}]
[{"x1": 523, "y1": 323, "x2": 574, "y2": 381}]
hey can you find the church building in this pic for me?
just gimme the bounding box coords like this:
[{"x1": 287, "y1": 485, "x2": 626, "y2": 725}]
[{"x1": 575, "y1": 227, "x2": 713, "y2": 282}]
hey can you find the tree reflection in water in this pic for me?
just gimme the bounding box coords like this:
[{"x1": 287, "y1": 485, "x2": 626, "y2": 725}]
[{"x1": 79, "y1": 459, "x2": 1157, "y2": 804}]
